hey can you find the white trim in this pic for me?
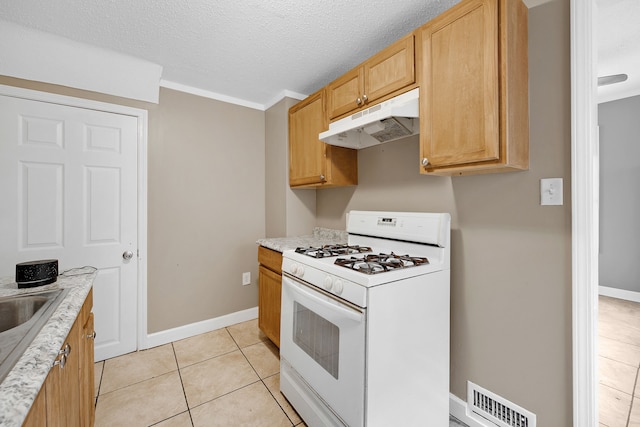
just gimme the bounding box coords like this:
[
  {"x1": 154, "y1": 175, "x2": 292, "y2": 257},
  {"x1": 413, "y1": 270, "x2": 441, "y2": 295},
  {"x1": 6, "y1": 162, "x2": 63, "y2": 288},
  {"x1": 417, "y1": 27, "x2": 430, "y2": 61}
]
[
  {"x1": 449, "y1": 393, "x2": 492, "y2": 427},
  {"x1": 0, "y1": 83, "x2": 149, "y2": 359},
  {"x1": 0, "y1": 84, "x2": 148, "y2": 118},
  {"x1": 160, "y1": 79, "x2": 307, "y2": 111},
  {"x1": 141, "y1": 307, "x2": 259, "y2": 349},
  {"x1": 599, "y1": 286, "x2": 640, "y2": 303},
  {"x1": 159, "y1": 79, "x2": 265, "y2": 111},
  {"x1": 571, "y1": 0, "x2": 599, "y2": 426},
  {"x1": 136, "y1": 108, "x2": 149, "y2": 355},
  {"x1": 264, "y1": 90, "x2": 307, "y2": 110}
]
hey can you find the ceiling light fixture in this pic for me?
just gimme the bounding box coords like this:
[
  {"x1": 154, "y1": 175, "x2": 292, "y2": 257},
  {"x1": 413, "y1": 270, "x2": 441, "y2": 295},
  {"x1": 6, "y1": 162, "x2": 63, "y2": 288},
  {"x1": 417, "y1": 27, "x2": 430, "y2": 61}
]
[{"x1": 597, "y1": 73, "x2": 628, "y2": 86}]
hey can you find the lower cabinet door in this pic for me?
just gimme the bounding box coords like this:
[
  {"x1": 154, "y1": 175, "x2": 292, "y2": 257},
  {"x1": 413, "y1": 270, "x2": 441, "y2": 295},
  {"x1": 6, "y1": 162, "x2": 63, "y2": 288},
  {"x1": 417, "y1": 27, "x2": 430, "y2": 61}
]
[
  {"x1": 80, "y1": 312, "x2": 95, "y2": 426},
  {"x1": 22, "y1": 385, "x2": 47, "y2": 427},
  {"x1": 258, "y1": 265, "x2": 282, "y2": 347},
  {"x1": 45, "y1": 317, "x2": 81, "y2": 427}
]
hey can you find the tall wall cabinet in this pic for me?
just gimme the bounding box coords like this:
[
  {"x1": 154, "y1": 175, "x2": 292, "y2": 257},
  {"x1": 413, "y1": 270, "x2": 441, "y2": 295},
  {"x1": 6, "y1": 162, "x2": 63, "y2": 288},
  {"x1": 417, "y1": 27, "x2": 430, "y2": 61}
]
[{"x1": 418, "y1": 0, "x2": 528, "y2": 175}]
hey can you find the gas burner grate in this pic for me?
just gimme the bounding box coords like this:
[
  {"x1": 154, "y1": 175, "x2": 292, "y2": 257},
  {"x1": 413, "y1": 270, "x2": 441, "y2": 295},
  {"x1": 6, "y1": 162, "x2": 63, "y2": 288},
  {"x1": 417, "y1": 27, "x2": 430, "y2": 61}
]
[
  {"x1": 295, "y1": 244, "x2": 373, "y2": 259},
  {"x1": 334, "y1": 253, "x2": 429, "y2": 275}
]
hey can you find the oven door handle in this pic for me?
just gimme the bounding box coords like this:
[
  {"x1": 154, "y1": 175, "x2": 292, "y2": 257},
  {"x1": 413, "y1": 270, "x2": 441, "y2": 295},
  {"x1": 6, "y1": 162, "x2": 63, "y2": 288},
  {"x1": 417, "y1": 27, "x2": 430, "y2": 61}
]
[{"x1": 284, "y1": 276, "x2": 364, "y2": 323}]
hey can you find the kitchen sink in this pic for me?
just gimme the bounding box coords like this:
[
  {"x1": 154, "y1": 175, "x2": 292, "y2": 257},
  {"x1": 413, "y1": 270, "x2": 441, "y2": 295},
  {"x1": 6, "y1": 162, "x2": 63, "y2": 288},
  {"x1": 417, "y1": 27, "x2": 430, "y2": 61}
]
[
  {"x1": 0, "y1": 293, "x2": 50, "y2": 333},
  {"x1": 0, "y1": 288, "x2": 70, "y2": 383}
]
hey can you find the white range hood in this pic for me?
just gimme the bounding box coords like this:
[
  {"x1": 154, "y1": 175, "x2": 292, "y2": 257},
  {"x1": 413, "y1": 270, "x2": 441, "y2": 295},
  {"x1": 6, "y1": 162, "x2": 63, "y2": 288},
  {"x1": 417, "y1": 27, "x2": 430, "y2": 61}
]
[{"x1": 319, "y1": 88, "x2": 419, "y2": 149}]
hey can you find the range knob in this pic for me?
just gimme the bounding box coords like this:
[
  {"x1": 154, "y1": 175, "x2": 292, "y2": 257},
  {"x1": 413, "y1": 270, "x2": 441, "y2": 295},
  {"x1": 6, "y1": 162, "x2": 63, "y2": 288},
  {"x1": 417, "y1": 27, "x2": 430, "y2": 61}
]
[
  {"x1": 297, "y1": 265, "x2": 305, "y2": 277},
  {"x1": 323, "y1": 276, "x2": 333, "y2": 291},
  {"x1": 290, "y1": 263, "x2": 300, "y2": 276},
  {"x1": 333, "y1": 279, "x2": 344, "y2": 295}
]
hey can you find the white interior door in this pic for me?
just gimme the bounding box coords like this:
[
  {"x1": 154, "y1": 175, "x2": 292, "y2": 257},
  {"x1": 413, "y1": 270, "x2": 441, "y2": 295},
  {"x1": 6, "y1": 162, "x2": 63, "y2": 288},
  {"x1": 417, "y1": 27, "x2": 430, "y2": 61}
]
[{"x1": 0, "y1": 94, "x2": 138, "y2": 361}]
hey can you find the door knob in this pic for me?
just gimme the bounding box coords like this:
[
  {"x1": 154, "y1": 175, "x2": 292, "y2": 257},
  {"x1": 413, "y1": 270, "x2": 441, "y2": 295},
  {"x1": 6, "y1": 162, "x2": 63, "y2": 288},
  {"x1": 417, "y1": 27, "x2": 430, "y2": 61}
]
[{"x1": 123, "y1": 251, "x2": 134, "y2": 261}]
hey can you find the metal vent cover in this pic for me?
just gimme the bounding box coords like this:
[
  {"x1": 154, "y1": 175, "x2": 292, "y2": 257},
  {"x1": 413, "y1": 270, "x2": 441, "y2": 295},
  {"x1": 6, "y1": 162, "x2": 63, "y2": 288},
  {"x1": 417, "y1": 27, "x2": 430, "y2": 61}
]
[
  {"x1": 467, "y1": 381, "x2": 536, "y2": 427},
  {"x1": 363, "y1": 117, "x2": 414, "y2": 143}
]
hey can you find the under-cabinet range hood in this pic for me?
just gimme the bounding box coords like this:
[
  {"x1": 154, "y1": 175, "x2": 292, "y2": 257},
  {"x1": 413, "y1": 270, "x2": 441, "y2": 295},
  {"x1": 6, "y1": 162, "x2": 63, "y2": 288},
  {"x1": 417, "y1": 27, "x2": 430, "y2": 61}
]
[{"x1": 319, "y1": 88, "x2": 419, "y2": 149}]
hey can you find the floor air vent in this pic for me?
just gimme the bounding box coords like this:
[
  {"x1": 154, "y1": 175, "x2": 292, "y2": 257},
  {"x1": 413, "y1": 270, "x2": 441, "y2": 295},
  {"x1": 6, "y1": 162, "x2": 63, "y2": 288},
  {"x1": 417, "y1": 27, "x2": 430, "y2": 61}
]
[{"x1": 467, "y1": 381, "x2": 536, "y2": 427}]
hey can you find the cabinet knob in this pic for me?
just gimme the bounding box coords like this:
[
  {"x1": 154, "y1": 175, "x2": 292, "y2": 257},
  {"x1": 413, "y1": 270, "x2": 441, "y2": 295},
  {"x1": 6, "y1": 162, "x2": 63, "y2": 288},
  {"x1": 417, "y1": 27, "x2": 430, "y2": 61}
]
[
  {"x1": 356, "y1": 97, "x2": 362, "y2": 106},
  {"x1": 421, "y1": 158, "x2": 430, "y2": 167},
  {"x1": 320, "y1": 175, "x2": 326, "y2": 181},
  {"x1": 362, "y1": 94, "x2": 368, "y2": 103},
  {"x1": 86, "y1": 331, "x2": 97, "y2": 340},
  {"x1": 58, "y1": 343, "x2": 71, "y2": 357},
  {"x1": 53, "y1": 354, "x2": 67, "y2": 369}
]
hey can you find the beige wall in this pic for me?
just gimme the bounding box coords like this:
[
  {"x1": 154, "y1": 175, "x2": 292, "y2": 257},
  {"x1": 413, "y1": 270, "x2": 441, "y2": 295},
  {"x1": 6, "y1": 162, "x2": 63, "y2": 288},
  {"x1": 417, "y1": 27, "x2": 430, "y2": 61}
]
[
  {"x1": 0, "y1": 76, "x2": 266, "y2": 334},
  {"x1": 147, "y1": 89, "x2": 265, "y2": 332},
  {"x1": 316, "y1": 0, "x2": 572, "y2": 424},
  {"x1": 265, "y1": 98, "x2": 291, "y2": 237},
  {"x1": 265, "y1": 97, "x2": 317, "y2": 238}
]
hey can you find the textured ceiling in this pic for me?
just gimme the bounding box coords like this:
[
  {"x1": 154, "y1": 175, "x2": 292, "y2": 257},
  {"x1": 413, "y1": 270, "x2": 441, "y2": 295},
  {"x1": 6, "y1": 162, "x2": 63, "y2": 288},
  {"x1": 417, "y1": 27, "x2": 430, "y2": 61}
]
[
  {"x1": 1, "y1": 0, "x2": 630, "y2": 107},
  {"x1": 0, "y1": 0, "x2": 461, "y2": 107}
]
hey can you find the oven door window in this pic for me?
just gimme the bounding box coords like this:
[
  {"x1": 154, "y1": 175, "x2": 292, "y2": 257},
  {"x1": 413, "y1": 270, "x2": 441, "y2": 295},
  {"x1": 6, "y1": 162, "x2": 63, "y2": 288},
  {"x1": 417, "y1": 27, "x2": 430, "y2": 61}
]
[
  {"x1": 293, "y1": 301, "x2": 339, "y2": 379},
  {"x1": 281, "y1": 275, "x2": 366, "y2": 427}
]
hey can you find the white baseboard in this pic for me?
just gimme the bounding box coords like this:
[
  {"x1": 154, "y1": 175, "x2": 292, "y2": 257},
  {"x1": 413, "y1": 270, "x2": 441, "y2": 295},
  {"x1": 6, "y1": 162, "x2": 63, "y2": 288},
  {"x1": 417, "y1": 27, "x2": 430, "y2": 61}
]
[
  {"x1": 599, "y1": 286, "x2": 640, "y2": 303},
  {"x1": 450, "y1": 393, "x2": 492, "y2": 427},
  {"x1": 140, "y1": 306, "x2": 259, "y2": 350}
]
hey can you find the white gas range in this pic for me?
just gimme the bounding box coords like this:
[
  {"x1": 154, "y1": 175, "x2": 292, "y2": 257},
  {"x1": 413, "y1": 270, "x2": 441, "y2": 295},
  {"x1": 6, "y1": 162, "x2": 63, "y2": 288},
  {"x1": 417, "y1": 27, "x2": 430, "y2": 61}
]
[{"x1": 280, "y1": 211, "x2": 451, "y2": 427}]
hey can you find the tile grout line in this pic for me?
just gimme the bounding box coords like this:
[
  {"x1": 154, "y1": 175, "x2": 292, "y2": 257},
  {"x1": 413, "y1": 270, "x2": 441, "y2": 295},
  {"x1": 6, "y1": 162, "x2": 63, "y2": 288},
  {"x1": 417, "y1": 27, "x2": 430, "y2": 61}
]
[
  {"x1": 262, "y1": 377, "x2": 298, "y2": 426},
  {"x1": 177, "y1": 325, "x2": 280, "y2": 419},
  {"x1": 171, "y1": 342, "x2": 195, "y2": 427},
  {"x1": 94, "y1": 360, "x2": 105, "y2": 407},
  {"x1": 230, "y1": 326, "x2": 297, "y2": 426}
]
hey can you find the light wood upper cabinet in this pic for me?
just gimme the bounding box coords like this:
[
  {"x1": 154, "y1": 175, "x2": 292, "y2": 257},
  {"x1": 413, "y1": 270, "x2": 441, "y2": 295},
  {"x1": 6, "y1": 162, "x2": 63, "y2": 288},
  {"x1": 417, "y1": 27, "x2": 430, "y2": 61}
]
[
  {"x1": 327, "y1": 34, "x2": 415, "y2": 120},
  {"x1": 289, "y1": 90, "x2": 357, "y2": 188},
  {"x1": 419, "y1": 0, "x2": 528, "y2": 175}
]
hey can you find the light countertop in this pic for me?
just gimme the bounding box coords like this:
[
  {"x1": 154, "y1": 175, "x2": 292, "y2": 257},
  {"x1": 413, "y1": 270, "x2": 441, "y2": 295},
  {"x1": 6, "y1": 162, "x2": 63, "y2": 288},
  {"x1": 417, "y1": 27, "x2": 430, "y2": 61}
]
[
  {"x1": 0, "y1": 269, "x2": 96, "y2": 427},
  {"x1": 256, "y1": 227, "x2": 347, "y2": 253}
]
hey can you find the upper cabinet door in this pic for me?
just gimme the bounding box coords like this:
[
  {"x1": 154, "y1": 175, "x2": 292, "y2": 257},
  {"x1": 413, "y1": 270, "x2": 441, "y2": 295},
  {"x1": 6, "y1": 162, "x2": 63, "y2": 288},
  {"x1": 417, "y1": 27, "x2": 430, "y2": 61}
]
[
  {"x1": 327, "y1": 67, "x2": 364, "y2": 120},
  {"x1": 419, "y1": 0, "x2": 500, "y2": 169},
  {"x1": 364, "y1": 34, "x2": 415, "y2": 104},
  {"x1": 327, "y1": 35, "x2": 415, "y2": 120},
  {"x1": 288, "y1": 90, "x2": 327, "y2": 187}
]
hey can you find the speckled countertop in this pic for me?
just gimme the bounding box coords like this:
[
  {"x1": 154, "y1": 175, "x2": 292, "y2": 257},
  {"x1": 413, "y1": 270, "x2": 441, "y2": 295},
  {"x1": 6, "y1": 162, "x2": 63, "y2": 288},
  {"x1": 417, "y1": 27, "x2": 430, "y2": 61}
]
[
  {"x1": 0, "y1": 269, "x2": 96, "y2": 427},
  {"x1": 256, "y1": 227, "x2": 347, "y2": 252}
]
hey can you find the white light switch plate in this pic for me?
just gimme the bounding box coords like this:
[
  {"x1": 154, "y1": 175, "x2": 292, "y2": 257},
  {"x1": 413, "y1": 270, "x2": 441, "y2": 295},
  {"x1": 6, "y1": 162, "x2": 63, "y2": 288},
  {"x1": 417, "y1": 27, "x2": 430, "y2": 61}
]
[{"x1": 541, "y1": 178, "x2": 563, "y2": 205}]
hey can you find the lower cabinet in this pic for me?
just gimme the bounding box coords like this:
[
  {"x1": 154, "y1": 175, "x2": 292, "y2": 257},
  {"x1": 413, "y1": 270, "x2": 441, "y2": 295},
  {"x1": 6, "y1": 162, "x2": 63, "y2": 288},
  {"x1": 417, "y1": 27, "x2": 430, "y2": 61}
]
[
  {"x1": 258, "y1": 246, "x2": 283, "y2": 348},
  {"x1": 44, "y1": 316, "x2": 81, "y2": 427},
  {"x1": 22, "y1": 386, "x2": 46, "y2": 426},
  {"x1": 79, "y1": 311, "x2": 95, "y2": 427},
  {"x1": 23, "y1": 289, "x2": 95, "y2": 427}
]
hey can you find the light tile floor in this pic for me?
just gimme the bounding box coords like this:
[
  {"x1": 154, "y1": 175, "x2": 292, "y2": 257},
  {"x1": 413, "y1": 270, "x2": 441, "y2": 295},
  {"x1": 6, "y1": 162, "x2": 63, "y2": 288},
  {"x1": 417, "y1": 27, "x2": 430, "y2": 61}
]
[
  {"x1": 599, "y1": 296, "x2": 640, "y2": 427},
  {"x1": 94, "y1": 318, "x2": 468, "y2": 426}
]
